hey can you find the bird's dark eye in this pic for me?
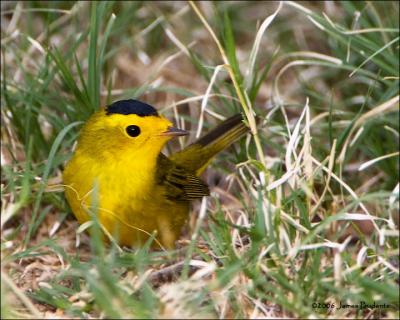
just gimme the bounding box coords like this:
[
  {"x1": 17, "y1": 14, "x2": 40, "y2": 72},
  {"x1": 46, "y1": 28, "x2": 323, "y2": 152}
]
[{"x1": 126, "y1": 125, "x2": 141, "y2": 137}]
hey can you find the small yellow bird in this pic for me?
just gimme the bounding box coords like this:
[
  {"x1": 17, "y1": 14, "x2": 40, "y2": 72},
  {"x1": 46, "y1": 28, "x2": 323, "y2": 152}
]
[{"x1": 63, "y1": 99, "x2": 251, "y2": 249}]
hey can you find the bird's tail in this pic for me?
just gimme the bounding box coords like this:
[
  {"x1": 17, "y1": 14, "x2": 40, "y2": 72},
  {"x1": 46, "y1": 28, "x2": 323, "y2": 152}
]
[{"x1": 171, "y1": 114, "x2": 253, "y2": 175}]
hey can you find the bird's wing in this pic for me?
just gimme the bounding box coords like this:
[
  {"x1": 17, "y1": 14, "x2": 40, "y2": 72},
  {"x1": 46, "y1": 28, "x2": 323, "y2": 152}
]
[
  {"x1": 157, "y1": 154, "x2": 210, "y2": 201},
  {"x1": 170, "y1": 114, "x2": 251, "y2": 175}
]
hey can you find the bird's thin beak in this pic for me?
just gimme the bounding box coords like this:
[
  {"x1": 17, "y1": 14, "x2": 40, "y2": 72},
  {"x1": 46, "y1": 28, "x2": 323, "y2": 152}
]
[{"x1": 160, "y1": 126, "x2": 189, "y2": 137}]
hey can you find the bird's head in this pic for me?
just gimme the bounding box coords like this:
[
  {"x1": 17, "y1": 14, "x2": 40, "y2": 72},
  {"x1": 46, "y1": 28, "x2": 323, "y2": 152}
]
[{"x1": 77, "y1": 99, "x2": 188, "y2": 160}]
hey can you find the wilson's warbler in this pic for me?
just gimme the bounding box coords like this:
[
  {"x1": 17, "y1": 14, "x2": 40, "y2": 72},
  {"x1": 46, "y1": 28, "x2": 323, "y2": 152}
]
[{"x1": 63, "y1": 99, "x2": 251, "y2": 249}]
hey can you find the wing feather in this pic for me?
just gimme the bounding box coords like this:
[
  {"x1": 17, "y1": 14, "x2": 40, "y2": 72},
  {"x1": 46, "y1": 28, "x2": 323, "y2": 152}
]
[{"x1": 156, "y1": 154, "x2": 209, "y2": 202}]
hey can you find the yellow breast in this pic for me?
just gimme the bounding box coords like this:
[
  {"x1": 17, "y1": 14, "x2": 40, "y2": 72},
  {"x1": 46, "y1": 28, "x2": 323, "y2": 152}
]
[{"x1": 63, "y1": 148, "x2": 188, "y2": 249}]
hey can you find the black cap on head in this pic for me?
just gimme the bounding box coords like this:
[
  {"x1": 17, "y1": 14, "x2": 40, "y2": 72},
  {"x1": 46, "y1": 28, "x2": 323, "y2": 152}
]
[{"x1": 106, "y1": 99, "x2": 159, "y2": 117}]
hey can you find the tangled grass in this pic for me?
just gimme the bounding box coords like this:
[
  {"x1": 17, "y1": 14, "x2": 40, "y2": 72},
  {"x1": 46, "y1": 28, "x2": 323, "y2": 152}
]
[{"x1": 1, "y1": 1, "x2": 399, "y2": 319}]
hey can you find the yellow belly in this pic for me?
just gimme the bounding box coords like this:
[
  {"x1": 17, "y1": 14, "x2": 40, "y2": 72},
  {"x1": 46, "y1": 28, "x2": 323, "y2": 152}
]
[{"x1": 63, "y1": 154, "x2": 189, "y2": 249}]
